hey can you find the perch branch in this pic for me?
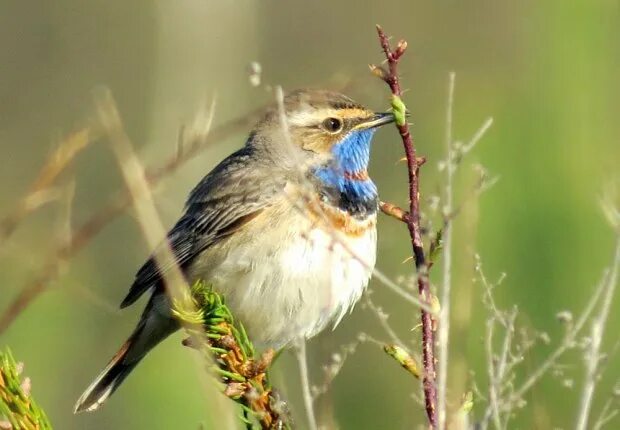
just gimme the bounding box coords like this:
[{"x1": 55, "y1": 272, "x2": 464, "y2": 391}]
[{"x1": 373, "y1": 25, "x2": 437, "y2": 428}]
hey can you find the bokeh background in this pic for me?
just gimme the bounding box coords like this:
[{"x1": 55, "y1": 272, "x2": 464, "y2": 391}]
[{"x1": 1, "y1": 1, "x2": 619, "y2": 429}]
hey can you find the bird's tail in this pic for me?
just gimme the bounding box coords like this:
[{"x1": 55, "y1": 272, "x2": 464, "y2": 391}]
[{"x1": 74, "y1": 308, "x2": 177, "y2": 413}]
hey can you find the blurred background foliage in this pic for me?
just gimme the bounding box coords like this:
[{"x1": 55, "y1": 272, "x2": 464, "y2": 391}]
[{"x1": 1, "y1": 0, "x2": 619, "y2": 429}]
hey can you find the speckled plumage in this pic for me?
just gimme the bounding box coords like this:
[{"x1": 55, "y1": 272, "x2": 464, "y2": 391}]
[{"x1": 75, "y1": 89, "x2": 394, "y2": 413}]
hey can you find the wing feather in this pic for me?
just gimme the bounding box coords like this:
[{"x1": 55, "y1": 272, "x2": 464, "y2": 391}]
[{"x1": 120, "y1": 146, "x2": 285, "y2": 308}]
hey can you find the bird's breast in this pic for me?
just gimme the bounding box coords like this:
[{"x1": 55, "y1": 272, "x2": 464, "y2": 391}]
[{"x1": 188, "y1": 192, "x2": 377, "y2": 347}]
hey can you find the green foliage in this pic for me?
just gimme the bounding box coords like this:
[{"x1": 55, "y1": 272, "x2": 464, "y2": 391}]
[
  {"x1": 172, "y1": 281, "x2": 289, "y2": 430},
  {"x1": 390, "y1": 95, "x2": 407, "y2": 127},
  {"x1": 0, "y1": 349, "x2": 52, "y2": 430},
  {"x1": 383, "y1": 344, "x2": 420, "y2": 379}
]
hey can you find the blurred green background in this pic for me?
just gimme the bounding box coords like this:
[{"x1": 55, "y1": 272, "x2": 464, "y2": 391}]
[{"x1": 1, "y1": 1, "x2": 619, "y2": 429}]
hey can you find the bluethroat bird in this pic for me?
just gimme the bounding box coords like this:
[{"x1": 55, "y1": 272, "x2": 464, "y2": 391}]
[{"x1": 75, "y1": 89, "x2": 394, "y2": 412}]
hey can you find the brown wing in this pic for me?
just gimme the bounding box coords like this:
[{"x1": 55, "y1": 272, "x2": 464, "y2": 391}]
[{"x1": 120, "y1": 145, "x2": 285, "y2": 308}]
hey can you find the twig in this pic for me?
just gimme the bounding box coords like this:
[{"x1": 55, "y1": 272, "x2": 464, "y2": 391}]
[
  {"x1": 380, "y1": 201, "x2": 410, "y2": 223},
  {"x1": 476, "y1": 261, "x2": 517, "y2": 430},
  {"x1": 311, "y1": 336, "x2": 368, "y2": 402},
  {"x1": 436, "y1": 71, "x2": 455, "y2": 430},
  {"x1": 295, "y1": 340, "x2": 318, "y2": 430},
  {"x1": 371, "y1": 267, "x2": 432, "y2": 312},
  {"x1": 511, "y1": 297, "x2": 602, "y2": 403},
  {"x1": 487, "y1": 308, "x2": 517, "y2": 430},
  {"x1": 484, "y1": 317, "x2": 499, "y2": 430},
  {"x1": 457, "y1": 118, "x2": 494, "y2": 162},
  {"x1": 373, "y1": 25, "x2": 437, "y2": 427},
  {"x1": 592, "y1": 388, "x2": 620, "y2": 430},
  {"x1": 575, "y1": 236, "x2": 620, "y2": 430},
  {"x1": 499, "y1": 254, "x2": 612, "y2": 411},
  {"x1": 94, "y1": 88, "x2": 190, "y2": 312}
]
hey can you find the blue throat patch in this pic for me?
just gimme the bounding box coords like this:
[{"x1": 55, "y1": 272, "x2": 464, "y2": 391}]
[{"x1": 314, "y1": 129, "x2": 378, "y2": 217}]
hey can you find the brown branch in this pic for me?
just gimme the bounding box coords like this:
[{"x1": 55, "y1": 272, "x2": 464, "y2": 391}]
[
  {"x1": 374, "y1": 25, "x2": 437, "y2": 428},
  {"x1": 379, "y1": 201, "x2": 410, "y2": 223},
  {"x1": 0, "y1": 108, "x2": 262, "y2": 335}
]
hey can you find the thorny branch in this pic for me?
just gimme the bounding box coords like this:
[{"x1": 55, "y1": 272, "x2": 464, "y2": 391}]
[{"x1": 372, "y1": 25, "x2": 437, "y2": 428}]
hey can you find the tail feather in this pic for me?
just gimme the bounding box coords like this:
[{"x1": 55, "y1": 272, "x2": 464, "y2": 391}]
[
  {"x1": 74, "y1": 304, "x2": 177, "y2": 413},
  {"x1": 74, "y1": 339, "x2": 138, "y2": 413}
]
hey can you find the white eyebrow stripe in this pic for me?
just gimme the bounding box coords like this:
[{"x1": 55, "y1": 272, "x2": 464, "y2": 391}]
[
  {"x1": 287, "y1": 107, "x2": 372, "y2": 128},
  {"x1": 287, "y1": 108, "x2": 341, "y2": 127}
]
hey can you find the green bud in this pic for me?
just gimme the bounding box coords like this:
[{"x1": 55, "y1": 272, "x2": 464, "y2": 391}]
[
  {"x1": 384, "y1": 344, "x2": 420, "y2": 379},
  {"x1": 391, "y1": 95, "x2": 407, "y2": 126}
]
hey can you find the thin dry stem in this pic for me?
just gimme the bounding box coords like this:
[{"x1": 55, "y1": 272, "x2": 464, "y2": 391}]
[
  {"x1": 365, "y1": 295, "x2": 410, "y2": 349},
  {"x1": 295, "y1": 340, "x2": 318, "y2": 430},
  {"x1": 474, "y1": 245, "x2": 616, "y2": 426},
  {"x1": 592, "y1": 388, "x2": 620, "y2": 430},
  {"x1": 484, "y1": 308, "x2": 517, "y2": 430},
  {"x1": 95, "y1": 89, "x2": 242, "y2": 427},
  {"x1": 95, "y1": 89, "x2": 189, "y2": 308},
  {"x1": 437, "y1": 71, "x2": 455, "y2": 430},
  {"x1": 380, "y1": 201, "x2": 410, "y2": 223},
  {"x1": 311, "y1": 336, "x2": 367, "y2": 402},
  {"x1": 575, "y1": 236, "x2": 620, "y2": 430},
  {"x1": 506, "y1": 266, "x2": 609, "y2": 406}
]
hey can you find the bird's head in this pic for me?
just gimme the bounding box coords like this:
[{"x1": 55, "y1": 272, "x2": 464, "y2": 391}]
[{"x1": 251, "y1": 89, "x2": 394, "y2": 201}]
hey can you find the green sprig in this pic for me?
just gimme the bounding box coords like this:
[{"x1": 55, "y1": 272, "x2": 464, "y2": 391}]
[
  {"x1": 0, "y1": 349, "x2": 52, "y2": 430},
  {"x1": 391, "y1": 95, "x2": 407, "y2": 126},
  {"x1": 173, "y1": 281, "x2": 289, "y2": 430}
]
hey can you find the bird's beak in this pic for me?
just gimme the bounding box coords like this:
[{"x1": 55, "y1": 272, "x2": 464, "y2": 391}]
[{"x1": 354, "y1": 112, "x2": 395, "y2": 130}]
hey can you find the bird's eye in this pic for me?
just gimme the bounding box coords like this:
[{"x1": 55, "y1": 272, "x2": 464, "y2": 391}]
[{"x1": 322, "y1": 117, "x2": 343, "y2": 133}]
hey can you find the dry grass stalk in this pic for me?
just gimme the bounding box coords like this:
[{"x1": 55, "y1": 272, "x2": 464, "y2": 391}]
[
  {"x1": 0, "y1": 102, "x2": 262, "y2": 335},
  {"x1": 97, "y1": 89, "x2": 288, "y2": 429},
  {"x1": 0, "y1": 128, "x2": 93, "y2": 248}
]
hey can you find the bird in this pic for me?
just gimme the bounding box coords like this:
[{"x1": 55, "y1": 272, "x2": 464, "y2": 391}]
[{"x1": 74, "y1": 89, "x2": 394, "y2": 413}]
